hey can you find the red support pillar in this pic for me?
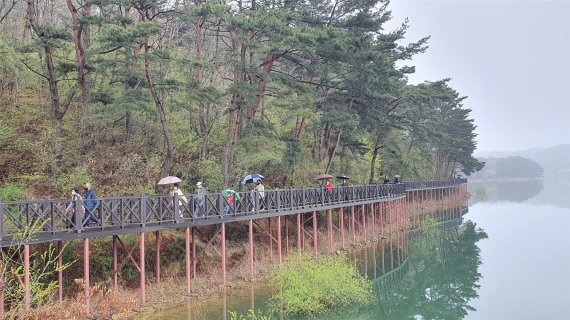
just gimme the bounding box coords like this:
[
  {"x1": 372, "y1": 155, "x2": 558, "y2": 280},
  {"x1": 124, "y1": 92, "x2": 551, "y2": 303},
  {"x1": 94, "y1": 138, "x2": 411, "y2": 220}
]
[
  {"x1": 397, "y1": 229, "x2": 401, "y2": 266},
  {"x1": 269, "y1": 218, "x2": 273, "y2": 261},
  {"x1": 297, "y1": 213, "x2": 302, "y2": 251},
  {"x1": 351, "y1": 206, "x2": 356, "y2": 245},
  {"x1": 221, "y1": 223, "x2": 227, "y2": 284},
  {"x1": 381, "y1": 239, "x2": 386, "y2": 274},
  {"x1": 390, "y1": 233, "x2": 394, "y2": 270},
  {"x1": 83, "y1": 239, "x2": 90, "y2": 314},
  {"x1": 58, "y1": 241, "x2": 63, "y2": 302},
  {"x1": 249, "y1": 220, "x2": 254, "y2": 279},
  {"x1": 370, "y1": 203, "x2": 376, "y2": 239},
  {"x1": 312, "y1": 211, "x2": 318, "y2": 258},
  {"x1": 380, "y1": 202, "x2": 384, "y2": 238},
  {"x1": 113, "y1": 235, "x2": 118, "y2": 289},
  {"x1": 277, "y1": 216, "x2": 282, "y2": 264},
  {"x1": 185, "y1": 227, "x2": 191, "y2": 294},
  {"x1": 155, "y1": 231, "x2": 160, "y2": 284},
  {"x1": 285, "y1": 217, "x2": 289, "y2": 256},
  {"x1": 372, "y1": 243, "x2": 377, "y2": 279},
  {"x1": 24, "y1": 244, "x2": 30, "y2": 312},
  {"x1": 361, "y1": 204, "x2": 367, "y2": 242},
  {"x1": 340, "y1": 208, "x2": 345, "y2": 248},
  {"x1": 140, "y1": 233, "x2": 146, "y2": 305},
  {"x1": 327, "y1": 209, "x2": 333, "y2": 251},
  {"x1": 192, "y1": 227, "x2": 196, "y2": 279}
]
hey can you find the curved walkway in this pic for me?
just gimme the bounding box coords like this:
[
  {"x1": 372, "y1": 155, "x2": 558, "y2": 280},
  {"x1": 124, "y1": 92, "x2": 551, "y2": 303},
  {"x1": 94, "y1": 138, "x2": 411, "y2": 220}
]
[{"x1": 0, "y1": 179, "x2": 466, "y2": 247}]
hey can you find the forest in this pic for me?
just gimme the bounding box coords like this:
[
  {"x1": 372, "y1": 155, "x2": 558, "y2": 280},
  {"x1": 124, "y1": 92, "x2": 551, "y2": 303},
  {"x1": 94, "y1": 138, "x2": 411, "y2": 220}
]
[{"x1": 0, "y1": 0, "x2": 483, "y2": 200}]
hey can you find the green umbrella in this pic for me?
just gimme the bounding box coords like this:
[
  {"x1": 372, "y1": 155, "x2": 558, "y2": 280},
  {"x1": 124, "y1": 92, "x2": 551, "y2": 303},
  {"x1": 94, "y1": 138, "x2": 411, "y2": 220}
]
[{"x1": 222, "y1": 189, "x2": 241, "y2": 200}]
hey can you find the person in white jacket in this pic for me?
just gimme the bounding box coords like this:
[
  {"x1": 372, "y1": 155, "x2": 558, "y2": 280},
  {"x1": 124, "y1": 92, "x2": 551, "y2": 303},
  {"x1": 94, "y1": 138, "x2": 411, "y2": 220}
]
[
  {"x1": 255, "y1": 180, "x2": 265, "y2": 210},
  {"x1": 170, "y1": 183, "x2": 188, "y2": 216}
]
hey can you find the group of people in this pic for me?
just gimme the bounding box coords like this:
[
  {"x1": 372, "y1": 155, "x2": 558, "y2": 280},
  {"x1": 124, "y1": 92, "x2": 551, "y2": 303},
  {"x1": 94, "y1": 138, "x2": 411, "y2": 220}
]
[
  {"x1": 170, "y1": 181, "x2": 207, "y2": 217},
  {"x1": 66, "y1": 175, "x2": 405, "y2": 226},
  {"x1": 383, "y1": 175, "x2": 401, "y2": 184},
  {"x1": 170, "y1": 179, "x2": 266, "y2": 216},
  {"x1": 66, "y1": 183, "x2": 99, "y2": 227}
]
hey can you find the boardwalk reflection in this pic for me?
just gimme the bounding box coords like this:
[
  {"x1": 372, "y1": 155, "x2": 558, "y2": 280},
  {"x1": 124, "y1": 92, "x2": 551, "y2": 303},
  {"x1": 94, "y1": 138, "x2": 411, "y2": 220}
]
[{"x1": 154, "y1": 203, "x2": 478, "y2": 320}]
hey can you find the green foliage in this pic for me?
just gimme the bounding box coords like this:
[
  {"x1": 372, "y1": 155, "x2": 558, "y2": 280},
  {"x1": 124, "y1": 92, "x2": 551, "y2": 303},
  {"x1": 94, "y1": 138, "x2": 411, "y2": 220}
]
[
  {"x1": 0, "y1": 0, "x2": 482, "y2": 198},
  {"x1": 228, "y1": 309, "x2": 272, "y2": 320},
  {"x1": 0, "y1": 182, "x2": 26, "y2": 201},
  {"x1": 1, "y1": 221, "x2": 74, "y2": 313},
  {"x1": 270, "y1": 252, "x2": 373, "y2": 315}
]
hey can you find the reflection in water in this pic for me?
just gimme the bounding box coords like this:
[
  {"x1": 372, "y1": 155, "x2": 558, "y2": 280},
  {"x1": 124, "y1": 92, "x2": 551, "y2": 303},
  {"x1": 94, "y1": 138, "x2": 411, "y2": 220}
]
[
  {"x1": 469, "y1": 178, "x2": 570, "y2": 209},
  {"x1": 469, "y1": 180, "x2": 544, "y2": 204},
  {"x1": 153, "y1": 206, "x2": 481, "y2": 320},
  {"x1": 370, "y1": 220, "x2": 488, "y2": 320}
]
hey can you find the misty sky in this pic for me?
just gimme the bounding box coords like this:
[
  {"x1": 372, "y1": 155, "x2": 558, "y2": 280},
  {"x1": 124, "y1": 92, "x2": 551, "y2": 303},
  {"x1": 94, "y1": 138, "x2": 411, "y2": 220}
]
[{"x1": 386, "y1": 0, "x2": 570, "y2": 152}]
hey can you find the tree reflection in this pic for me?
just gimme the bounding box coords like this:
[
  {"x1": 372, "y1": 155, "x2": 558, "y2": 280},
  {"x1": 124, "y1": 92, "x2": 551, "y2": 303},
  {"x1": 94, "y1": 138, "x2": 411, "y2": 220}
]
[
  {"x1": 371, "y1": 219, "x2": 488, "y2": 320},
  {"x1": 469, "y1": 180, "x2": 544, "y2": 203},
  {"x1": 299, "y1": 219, "x2": 487, "y2": 320}
]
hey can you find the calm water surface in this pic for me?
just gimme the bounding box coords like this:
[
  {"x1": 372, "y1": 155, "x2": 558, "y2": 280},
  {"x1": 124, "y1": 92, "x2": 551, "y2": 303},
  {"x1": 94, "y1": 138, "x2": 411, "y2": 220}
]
[{"x1": 154, "y1": 180, "x2": 570, "y2": 320}]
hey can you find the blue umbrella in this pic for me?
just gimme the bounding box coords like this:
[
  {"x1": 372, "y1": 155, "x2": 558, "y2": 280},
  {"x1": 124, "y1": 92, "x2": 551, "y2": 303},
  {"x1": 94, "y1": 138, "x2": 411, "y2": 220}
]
[{"x1": 241, "y1": 173, "x2": 265, "y2": 184}]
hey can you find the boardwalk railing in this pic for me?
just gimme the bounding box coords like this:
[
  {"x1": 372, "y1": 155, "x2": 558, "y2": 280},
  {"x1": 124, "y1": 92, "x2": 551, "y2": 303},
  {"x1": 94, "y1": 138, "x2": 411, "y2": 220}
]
[{"x1": 0, "y1": 179, "x2": 466, "y2": 246}]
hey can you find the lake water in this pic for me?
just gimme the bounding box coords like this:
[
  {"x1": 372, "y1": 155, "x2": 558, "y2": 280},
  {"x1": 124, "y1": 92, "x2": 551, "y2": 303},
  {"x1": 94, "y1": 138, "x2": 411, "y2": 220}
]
[{"x1": 154, "y1": 179, "x2": 570, "y2": 320}]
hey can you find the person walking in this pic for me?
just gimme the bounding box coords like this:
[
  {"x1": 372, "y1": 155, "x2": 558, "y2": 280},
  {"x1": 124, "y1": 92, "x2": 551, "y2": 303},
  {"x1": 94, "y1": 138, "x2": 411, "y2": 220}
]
[
  {"x1": 223, "y1": 189, "x2": 241, "y2": 214},
  {"x1": 194, "y1": 181, "x2": 207, "y2": 217},
  {"x1": 324, "y1": 179, "x2": 333, "y2": 202},
  {"x1": 83, "y1": 183, "x2": 99, "y2": 227},
  {"x1": 325, "y1": 179, "x2": 333, "y2": 192},
  {"x1": 170, "y1": 183, "x2": 188, "y2": 217},
  {"x1": 249, "y1": 187, "x2": 256, "y2": 212},
  {"x1": 66, "y1": 187, "x2": 84, "y2": 228},
  {"x1": 255, "y1": 180, "x2": 265, "y2": 210}
]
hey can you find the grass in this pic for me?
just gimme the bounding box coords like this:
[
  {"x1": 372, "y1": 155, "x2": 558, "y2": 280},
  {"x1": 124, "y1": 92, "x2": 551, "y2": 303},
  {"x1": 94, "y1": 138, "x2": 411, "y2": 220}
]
[{"x1": 269, "y1": 252, "x2": 373, "y2": 316}]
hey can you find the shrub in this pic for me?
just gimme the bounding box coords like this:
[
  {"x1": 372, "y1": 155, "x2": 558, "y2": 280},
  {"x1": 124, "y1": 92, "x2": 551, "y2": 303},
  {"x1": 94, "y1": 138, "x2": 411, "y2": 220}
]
[
  {"x1": 229, "y1": 309, "x2": 272, "y2": 320},
  {"x1": 270, "y1": 252, "x2": 373, "y2": 315},
  {"x1": 0, "y1": 182, "x2": 26, "y2": 201}
]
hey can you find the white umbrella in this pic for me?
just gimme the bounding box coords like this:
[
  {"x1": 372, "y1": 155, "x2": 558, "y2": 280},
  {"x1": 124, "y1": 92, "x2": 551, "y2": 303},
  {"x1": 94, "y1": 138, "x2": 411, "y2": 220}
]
[{"x1": 157, "y1": 176, "x2": 182, "y2": 185}]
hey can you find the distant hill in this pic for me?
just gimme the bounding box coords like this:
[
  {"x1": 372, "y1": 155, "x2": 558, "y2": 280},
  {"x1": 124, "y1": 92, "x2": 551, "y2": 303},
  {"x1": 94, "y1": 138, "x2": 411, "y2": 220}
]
[
  {"x1": 470, "y1": 156, "x2": 543, "y2": 180},
  {"x1": 476, "y1": 144, "x2": 570, "y2": 179}
]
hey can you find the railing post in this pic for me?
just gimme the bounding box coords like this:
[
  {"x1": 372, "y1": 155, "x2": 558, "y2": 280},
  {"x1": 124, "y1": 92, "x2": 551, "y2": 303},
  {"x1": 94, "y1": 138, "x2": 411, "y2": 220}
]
[
  {"x1": 218, "y1": 194, "x2": 224, "y2": 217},
  {"x1": 141, "y1": 194, "x2": 148, "y2": 227},
  {"x1": 173, "y1": 194, "x2": 180, "y2": 221},
  {"x1": 276, "y1": 189, "x2": 281, "y2": 211},
  {"x1": 75, "y1": 198, "x2": 82, "y2": 232},
  {"x1": 254, "y1": 192, "x2": 259, "y2": 213}
]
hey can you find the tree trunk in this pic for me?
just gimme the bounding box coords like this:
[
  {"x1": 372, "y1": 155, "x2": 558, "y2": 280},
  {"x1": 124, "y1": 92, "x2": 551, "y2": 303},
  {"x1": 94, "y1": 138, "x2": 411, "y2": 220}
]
[
  {"x1": 144, "y1": 45, "x2": 173, "y2": 176},
  {"x1": 66, "y1": 0, "x2": 89, "y2": 105},
  {"x1": 369, "y1": 134, "x2": 382, "y2": 184},
  {"x1": 324, "y1": 129, "x2": 342, "y2": 174}
]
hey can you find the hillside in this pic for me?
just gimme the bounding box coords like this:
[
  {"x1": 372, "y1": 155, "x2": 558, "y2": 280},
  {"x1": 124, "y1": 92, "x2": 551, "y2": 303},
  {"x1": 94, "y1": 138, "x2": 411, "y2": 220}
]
[
  {"x1": 469, "y1": 156, "x2": 543, "y2": 181},
  {"x1": 476, "y1": 144, "x2": 570, "y2": 179}
]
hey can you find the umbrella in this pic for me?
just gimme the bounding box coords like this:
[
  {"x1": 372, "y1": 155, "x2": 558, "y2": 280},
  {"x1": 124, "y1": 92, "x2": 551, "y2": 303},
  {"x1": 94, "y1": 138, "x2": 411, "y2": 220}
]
[
  {"x1": 336, "y1": 174, "x2": 349, "y2": 180},
  {"x1": 316, "y1": 174, "x2": 334, "y2": 180},
  {"x1": 222, "y1": 189, "x2": 241, "y2": 200},
  {"x1": 241, "y1": 173, "x2": 265, "y2": 185},
  {"x1": 157, "y1": 176, "x2": 182, "y2": 185}
]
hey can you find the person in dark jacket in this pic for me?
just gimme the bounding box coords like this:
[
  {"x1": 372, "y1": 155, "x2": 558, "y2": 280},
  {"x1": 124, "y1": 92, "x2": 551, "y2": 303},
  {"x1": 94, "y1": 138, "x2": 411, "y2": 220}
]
[{"x1": 83, "y1": 183, "x2": 99, "y2": 227}]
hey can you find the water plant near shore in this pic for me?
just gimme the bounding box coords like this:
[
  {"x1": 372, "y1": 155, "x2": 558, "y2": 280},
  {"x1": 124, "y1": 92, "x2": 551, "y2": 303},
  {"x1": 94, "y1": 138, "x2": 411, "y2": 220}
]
[{"x1": 269, "y1": 252, "x2": 373, "y2": 316}]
